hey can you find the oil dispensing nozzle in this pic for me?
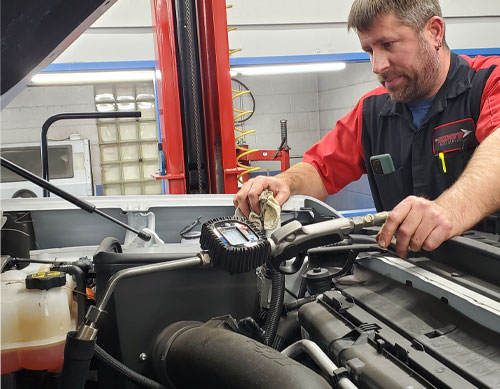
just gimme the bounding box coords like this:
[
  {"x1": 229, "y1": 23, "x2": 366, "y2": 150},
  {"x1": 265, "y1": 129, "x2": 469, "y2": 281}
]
[{"x1": 267, "y1": 212, "x2": 389, "y2": 273}]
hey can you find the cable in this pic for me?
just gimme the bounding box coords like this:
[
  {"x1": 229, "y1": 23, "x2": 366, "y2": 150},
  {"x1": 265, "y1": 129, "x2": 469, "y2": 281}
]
[
  {"x1": 94, "y1": 344, "x2": 167, "y2": 389},
  {"x1": 231, "y1": 79, "x2": 255, "y2": 124},
  {"x1": 285, "y1": 287, "x2": 299, "y2": 299}
]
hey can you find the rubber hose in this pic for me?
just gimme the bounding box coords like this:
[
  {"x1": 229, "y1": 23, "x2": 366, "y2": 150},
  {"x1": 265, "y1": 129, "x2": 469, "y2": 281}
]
[
  {"x1": 52, "y1": 264, "x2": 86, "y2": 325},
  {"x1": 272, "y1": 310, "x2": 300, "y2": 351},
  {"x1": 272, "y1": 334, "x2": 285, "y2": 351},
  {"x1": 62, "y1": 331, "x2": 96, "y2": 389},
  {"x1": 154, "y1": 321, "x2": 331, "y2": 389},
  {"x1": 263, "y1": 267, "x2": 285, "y2": 347},
  {"x1": 94, "y1": 344, "x2": 166, "y2": 389}
]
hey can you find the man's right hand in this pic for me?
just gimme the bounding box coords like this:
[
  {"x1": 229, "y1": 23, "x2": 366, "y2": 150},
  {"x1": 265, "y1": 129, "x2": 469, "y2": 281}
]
[{"x1": 233, "y1": 176, "x2": 291, "y2": 218}]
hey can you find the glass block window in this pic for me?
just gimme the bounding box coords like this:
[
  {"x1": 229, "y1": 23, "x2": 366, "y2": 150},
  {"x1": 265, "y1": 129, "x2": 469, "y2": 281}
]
[{"x1": 95, "y1": 83, "x2": 163, "y2": 195}]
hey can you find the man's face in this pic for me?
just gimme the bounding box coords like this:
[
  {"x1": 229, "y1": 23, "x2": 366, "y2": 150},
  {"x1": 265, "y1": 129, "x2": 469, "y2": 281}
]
[{"x1": 358, "y1": 13, "x2": 441, "y2": 102}]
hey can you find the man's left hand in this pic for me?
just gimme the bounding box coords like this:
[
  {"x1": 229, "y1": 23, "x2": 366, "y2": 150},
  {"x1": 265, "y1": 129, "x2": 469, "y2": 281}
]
[{"x1": 377, "y1": 195, "x2": 456, "y2": 258}]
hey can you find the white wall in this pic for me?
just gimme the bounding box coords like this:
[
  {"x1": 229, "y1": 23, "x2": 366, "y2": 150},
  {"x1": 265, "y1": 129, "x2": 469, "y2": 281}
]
[
  {"x1": 318, "y1": 62, "x2": 378, "y2": 210},
  {"x1": 318, "y1": 62, "x2": 377, "y2": 136},
  {"x1": 234, "y1": 73, "x2": 319, "y2": 170},
  {"x1": 52, "y1": 0, "x2": 500, "y2": 63},
  {"x1": 226, "y1": 0, "x2": 500, "y2": 57},
  {"x1": 0, "y1": 86, "x2": 103, "y2": 186}
]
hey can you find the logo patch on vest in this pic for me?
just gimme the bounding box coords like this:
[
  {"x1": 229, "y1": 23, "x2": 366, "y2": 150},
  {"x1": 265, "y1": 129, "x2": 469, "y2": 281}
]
[{"x1": 433, "y1": 118, "x2": 475, "y2": 155}]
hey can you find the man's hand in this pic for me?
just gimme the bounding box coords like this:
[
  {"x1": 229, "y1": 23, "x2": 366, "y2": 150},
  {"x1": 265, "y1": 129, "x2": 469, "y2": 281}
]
[
  {"x1": 233, "y1": 162, "x2": 328, "y2": 217},
  {"x1": 377, "y1": 195, "x2": 457, "y2": 258},
  {"x1": 233, "y1": 176, "x2": 291, "y2": 218}
]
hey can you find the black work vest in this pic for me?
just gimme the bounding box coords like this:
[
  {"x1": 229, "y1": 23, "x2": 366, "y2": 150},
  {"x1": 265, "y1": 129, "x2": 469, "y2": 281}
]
[{"x1": 361, "y1": 53, "x2": 495, "y2": 211}]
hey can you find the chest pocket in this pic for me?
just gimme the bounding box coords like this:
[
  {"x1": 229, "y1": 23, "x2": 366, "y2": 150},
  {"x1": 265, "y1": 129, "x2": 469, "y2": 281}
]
[
  {"x1": 372, "y1": 164, "x2": 413, "y2": 211},
  {"x1": 433, "y1": 118, "x2": 477, "y2": 178},
  {"x1": 433, "y1": 118, "x2": 476, "y2": 156}
]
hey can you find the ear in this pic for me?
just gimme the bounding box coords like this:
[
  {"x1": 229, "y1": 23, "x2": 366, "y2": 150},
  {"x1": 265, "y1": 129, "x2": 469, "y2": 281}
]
[{"x1": 426, "y1": 16, "x2": 445, "y2": 49}]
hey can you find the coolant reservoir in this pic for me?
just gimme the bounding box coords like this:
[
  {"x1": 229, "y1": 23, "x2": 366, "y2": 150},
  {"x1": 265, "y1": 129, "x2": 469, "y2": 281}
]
[{"x1": 1, "y1": 270, "x2": 76, "y2": 374}]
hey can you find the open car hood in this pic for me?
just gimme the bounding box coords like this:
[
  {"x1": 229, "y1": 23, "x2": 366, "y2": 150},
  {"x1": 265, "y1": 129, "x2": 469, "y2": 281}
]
[{"x1": 1, "y1": 0, "x2": 116, "y2": 108}]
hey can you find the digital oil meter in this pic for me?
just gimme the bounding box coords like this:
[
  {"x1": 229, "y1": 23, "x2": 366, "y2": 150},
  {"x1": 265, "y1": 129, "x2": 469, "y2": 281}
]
[{"x1": 200, "y1": 217, "x2": 270, "y2": 274}]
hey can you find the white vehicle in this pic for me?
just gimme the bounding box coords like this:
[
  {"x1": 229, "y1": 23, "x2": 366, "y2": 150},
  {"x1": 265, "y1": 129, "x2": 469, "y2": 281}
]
[{"x1": 1, "y1": 139, "x2": 93, "y2": 198}]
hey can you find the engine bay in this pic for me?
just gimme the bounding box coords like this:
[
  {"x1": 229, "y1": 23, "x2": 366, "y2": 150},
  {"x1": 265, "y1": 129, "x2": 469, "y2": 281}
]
[{"x1": 2, "y1": 194, "x2": 500, "y2": 389}]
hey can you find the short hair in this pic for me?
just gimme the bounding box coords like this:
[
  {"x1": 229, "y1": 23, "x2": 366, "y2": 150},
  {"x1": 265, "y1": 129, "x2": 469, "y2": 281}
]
[{"x1": 348, "y1": 0, "x2": 447, "y2": 47}]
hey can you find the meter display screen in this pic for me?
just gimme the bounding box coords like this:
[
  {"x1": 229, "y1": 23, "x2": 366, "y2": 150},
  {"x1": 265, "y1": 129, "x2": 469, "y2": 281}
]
[
  {"x1": 219, "y1": 226, "x2": 248, "y2": 245},
  {"x1": 201, "y1": 217, "x2": 269, "y2": 273}
]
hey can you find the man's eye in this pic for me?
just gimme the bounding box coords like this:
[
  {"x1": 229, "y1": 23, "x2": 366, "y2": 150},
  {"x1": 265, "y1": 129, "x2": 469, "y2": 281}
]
[{"x1": 383, "y1": 42, "x2": 394, "y2": 49}]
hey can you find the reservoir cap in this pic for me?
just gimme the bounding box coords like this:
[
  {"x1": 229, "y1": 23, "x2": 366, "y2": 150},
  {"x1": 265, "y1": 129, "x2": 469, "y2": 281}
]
[{"x1": 26, "y1": 271, "x2": 66, "y2": 290}]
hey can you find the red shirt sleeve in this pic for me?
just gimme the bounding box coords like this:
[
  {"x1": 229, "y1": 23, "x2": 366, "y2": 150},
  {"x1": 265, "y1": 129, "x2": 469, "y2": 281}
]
[
  {"x1": 302, "y1": 96, "x2": 367, "y2": 195},
  {"x1": 477, "y1": 63, "x2": 500, "y2": 142},
  {"x1": 463, "y1": 55, "x2": 500, "y2": 142}
]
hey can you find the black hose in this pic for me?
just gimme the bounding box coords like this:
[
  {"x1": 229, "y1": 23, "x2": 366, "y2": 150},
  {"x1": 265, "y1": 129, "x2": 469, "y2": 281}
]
[
  {"x1": 263, "y1": 266, "x2": 285, "y2": 347},
  {"x1": 13, "y1": 257, "x2": 64, "y2": 265},
  {"x1": 272, "y1": 310, "x2": 300, "y2": 351},
  {"x1": 330, "y1": 249, "x2": 359, "y2": 278},
  {"x1": 94, "y1": 344, "x2": 166, "y2": 389},
  {"x1": 231, "y1": 78, "x2": 255, "y2": 123},
  {"x1": 62, "y1": 331, "x2": 96, "y2": 389},
  {"x1": 52, "y1": 264, "x2": 87, "y2": 325}
]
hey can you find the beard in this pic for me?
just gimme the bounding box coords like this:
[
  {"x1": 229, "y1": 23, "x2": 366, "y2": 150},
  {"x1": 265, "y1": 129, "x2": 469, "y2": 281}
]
[{"x1": 378, "y1": 36, "x2": 441, "y2": 103}]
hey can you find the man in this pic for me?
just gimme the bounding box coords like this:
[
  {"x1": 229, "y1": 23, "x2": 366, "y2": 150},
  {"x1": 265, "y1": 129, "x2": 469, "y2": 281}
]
[{"x1": 233, "y1": 0, "x2": 500, "y2": 259}]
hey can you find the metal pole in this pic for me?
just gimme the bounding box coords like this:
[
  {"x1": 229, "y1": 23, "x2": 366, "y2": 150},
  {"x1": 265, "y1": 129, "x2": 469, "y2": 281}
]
[
  {"x1": 77, "y1": 256, "x2": 204, "y2": 340},
  {"x1": 40, "y1": 111, "x2": 141, "y2": 197},
  {"x1": 0, "y1": 157, "x2": 151, "y2": 241},
  {"x1": 280, "y1": 119, "x2": 288, "y2": 148},
  {"x1": 282, "y1": 339, "x2": 358, "y2": 389}
]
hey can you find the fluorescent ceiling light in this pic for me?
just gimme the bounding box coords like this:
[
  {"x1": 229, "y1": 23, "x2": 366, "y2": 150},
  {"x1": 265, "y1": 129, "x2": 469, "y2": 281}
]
[
  {"x1": 31, "y1": 70, "x2": 155, "y2": 85},
  {"x1": 231, "y1": 62, "x2": 346, "y2": 76}
]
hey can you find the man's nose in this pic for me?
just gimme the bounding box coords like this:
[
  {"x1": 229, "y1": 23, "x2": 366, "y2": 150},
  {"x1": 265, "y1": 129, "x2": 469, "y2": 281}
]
[{"x1": 371, "y1": 51, "x2": 390, "y2": 74}]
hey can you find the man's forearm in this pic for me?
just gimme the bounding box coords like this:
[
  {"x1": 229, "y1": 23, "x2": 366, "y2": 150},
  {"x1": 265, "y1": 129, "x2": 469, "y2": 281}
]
[
  {"x1": 435, "y1": 126, "x2": 500, "y2": 233},
  {"x1": 277, "y1": 162, "x2": 328, "y2": 200}
]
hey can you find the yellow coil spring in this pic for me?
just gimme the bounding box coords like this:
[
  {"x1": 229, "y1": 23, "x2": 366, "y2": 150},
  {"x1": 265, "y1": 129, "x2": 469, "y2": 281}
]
[
  {"x1": 228, "y1": 19, "x2": 260, "y2": 184},
  {"x1": 233, "y1": 90, "x2": 260, "y2": 183}
]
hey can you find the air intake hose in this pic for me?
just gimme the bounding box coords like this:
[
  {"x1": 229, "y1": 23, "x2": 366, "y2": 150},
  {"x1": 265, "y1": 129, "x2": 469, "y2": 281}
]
[{"x1": 152, "y1": 318, "x2": 330, "y2": 389}]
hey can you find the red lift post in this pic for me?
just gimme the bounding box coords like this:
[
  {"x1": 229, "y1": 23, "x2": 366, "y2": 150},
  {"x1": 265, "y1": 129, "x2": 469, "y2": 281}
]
[
  {"x1": 150, "y1": 0, "x2": 240, "y2": 194},
  {"x1": 196, "y1": 0, "x2": 240, "y2": 193},
  {"x1": 150, "y1": 0, "x2": 186, "y2": 194}
]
